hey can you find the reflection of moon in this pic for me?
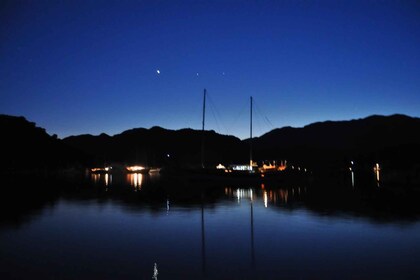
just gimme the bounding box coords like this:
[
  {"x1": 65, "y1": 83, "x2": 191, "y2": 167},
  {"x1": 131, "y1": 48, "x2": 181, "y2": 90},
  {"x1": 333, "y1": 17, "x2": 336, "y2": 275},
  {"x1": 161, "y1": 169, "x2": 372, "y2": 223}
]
[{"x1": 156, "y1": 69, "x2": 160, "y2": 74}]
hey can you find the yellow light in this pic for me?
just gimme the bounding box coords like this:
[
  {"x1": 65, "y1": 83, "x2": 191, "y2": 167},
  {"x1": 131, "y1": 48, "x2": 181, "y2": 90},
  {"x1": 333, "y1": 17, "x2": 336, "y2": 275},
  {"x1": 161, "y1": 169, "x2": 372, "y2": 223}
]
[
  {"x1": 126, "y1": 165, "x2": 145, "y2": 172},
  {"x1": 90, "y1": 167, "x2": 112, "y2": 173},
  {"x1": 128, "y1": 173, "x2": 143, "y2": 189}
]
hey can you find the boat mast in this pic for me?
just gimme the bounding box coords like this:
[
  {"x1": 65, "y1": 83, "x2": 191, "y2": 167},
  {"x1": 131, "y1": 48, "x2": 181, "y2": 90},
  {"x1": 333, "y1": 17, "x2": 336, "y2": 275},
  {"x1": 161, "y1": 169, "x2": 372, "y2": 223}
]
[
  {"x1": 250, "y1": 96, "x2": 253, "y2": 168},
  {"x1": 201, "y1": 89, "x2": 206, "y2": 168}
]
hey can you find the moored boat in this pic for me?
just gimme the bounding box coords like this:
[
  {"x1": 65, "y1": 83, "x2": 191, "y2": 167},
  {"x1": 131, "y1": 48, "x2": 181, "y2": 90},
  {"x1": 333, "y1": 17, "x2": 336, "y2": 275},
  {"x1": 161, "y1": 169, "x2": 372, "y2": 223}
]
[
  {"x1": 125, "y1": 165, "x2": 151, "y2": 174},
  {"x1": 90, "y1": 166, "x2": 113, "y2": 174}
]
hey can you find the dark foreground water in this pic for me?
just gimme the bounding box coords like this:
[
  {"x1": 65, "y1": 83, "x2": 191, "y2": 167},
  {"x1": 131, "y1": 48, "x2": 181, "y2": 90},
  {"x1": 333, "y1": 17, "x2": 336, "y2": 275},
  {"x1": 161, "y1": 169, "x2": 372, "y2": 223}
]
[{"x1": 1, "y1": 172, "x2": 420, "y2": 279}]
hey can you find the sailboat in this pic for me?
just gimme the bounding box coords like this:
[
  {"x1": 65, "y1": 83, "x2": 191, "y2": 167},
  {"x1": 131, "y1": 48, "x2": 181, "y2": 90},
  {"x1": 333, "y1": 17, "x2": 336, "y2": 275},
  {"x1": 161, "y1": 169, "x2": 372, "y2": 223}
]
[
  {"x1": 197, "y1": 90, "x2": 252, "y2": 172},
  {"x1": 125, "y1": 165, "x2": 151, "y2": 174},
  {"x1": 213, "y1": 94, "x2": 294, "y2": 182},
  {"x1": 90, "y1": 166, "x2": 113, "y2": 174},
  {"x1": 224, "y1": 96, "x2": 258, "y2": 174},
  {"x1": 161, "y1": 89, "x2": 289, "y2": 185},
  {"x1": 191, "y1": 91, "x2": 283, "y2": 182}
]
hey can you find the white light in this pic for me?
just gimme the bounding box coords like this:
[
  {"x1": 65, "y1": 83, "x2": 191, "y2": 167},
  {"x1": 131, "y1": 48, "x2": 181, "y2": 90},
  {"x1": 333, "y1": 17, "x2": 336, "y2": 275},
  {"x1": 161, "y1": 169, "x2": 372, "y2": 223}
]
[
  {"x1": 152, "y1": 263, "x2": 158, "y2": 280},
  {"x1": 216, "y1": 163, "x2": 226, "y2": 169},
  {"x1": 231, "y1": 165, "x2": 252, "y2": 171},
  {"x1": 156, "y1": 69, "x2": 160, "y2": 74},
  {"x1": 264, "y1": 191, "x2": 268, "y2": 208}
]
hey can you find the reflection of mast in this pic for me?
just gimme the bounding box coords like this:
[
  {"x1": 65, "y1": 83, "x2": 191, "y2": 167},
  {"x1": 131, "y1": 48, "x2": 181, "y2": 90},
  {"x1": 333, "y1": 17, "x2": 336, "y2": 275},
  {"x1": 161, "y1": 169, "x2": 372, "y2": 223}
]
[
  {"x1": 250, "y1": 191, "x2": 255, "y2": 266},
  {"x1": 201, "y1": 197, "x2": 206, "y2": 274}
]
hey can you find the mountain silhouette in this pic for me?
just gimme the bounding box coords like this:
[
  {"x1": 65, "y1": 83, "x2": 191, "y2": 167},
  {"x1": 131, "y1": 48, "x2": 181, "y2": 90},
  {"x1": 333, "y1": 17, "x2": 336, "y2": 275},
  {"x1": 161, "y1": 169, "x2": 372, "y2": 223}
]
[
  {"x1": 0, "y1": 114, "x2": 89, "y2": 175},
  {"x1": 251, "y1": 114, "x2": 420, "y2": 172},
  {"x1": 2, "y1": 113, "x2": 420, "y2": 183},
  {"x1": 63, "y1": 126, "x2": 246, "y2": 168}
]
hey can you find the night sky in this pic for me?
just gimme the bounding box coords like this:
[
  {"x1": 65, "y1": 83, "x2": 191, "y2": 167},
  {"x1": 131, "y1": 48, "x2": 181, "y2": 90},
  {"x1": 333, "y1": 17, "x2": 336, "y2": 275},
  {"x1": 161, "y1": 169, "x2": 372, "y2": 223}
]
[{"x1": 1, "y1": 0, "x2": 419, "y2": 140}]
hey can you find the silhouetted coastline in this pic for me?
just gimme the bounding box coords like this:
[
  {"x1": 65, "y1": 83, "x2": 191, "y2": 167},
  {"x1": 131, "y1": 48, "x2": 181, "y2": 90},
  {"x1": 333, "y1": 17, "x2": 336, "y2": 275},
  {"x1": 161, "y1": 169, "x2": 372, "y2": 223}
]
[{"x1": 1, "y1": 113, "x2": 420, "y2": 189}]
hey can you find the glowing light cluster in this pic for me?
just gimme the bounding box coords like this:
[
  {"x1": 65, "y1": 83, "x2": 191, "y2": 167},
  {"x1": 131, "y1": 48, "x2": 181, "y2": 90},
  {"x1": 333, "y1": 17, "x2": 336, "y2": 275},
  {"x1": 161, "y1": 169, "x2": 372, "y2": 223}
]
[
  {"x1": 216, "y1": 163, "x2": 226, "y2": 169},
  {"x1": 231, "y1": 165, "x2": 252, "y2": 171},
  {"x1": 259, "y1": 160, "x2": 287, "y2": 172},
  {"x1": 90, "y1": 166, "x2": 112, "y2": 173},
  {"x1": 127, "y1": 173, "x2": 143, "y2": 189},
  {"x1": 235, "y1": 188, "x2": 254, "y2": 201},
  {"x1": 126, "y1": 165, "x2": 145, "y2": 172}
]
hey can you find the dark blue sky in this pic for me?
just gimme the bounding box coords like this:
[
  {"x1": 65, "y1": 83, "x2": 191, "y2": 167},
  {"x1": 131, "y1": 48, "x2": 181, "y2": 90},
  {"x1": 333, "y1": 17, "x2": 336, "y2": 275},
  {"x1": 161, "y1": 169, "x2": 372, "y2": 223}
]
[{"x1": 1, "y1": 0, "x2": 419, "y2": 139}]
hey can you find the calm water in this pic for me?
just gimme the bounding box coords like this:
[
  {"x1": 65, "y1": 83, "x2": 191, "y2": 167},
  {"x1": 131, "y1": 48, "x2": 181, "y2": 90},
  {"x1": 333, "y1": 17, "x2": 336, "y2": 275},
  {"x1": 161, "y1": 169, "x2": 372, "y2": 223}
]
[{"x1": 1, "y1": 172, "x2": 420, "y2": 279}]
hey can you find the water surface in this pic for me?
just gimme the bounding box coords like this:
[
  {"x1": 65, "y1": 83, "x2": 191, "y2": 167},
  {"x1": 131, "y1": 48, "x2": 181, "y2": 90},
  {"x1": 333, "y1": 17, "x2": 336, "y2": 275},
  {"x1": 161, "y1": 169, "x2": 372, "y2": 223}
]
[{"x1": 1, "y1": 172, "x2": 420, "y2": 279}]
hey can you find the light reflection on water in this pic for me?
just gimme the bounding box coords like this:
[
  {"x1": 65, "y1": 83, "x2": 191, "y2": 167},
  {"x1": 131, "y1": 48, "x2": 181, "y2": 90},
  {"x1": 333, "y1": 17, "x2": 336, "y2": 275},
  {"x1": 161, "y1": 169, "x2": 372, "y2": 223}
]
[
  {"x1": 226, "y1": 186, "x2": 307, "y2": 209},
  {"x1": 2, "y1": 174, "x2": 420, "y2": 279},
  {"x1": 90, "y1": 173, "x2": 112, "y2": 186},
  {"x1": 89, "y1": 171, "x2": 165, "y2": 191},
  {"x1": 127, "y1": 173, "x2": 143, "y2": 190}
]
